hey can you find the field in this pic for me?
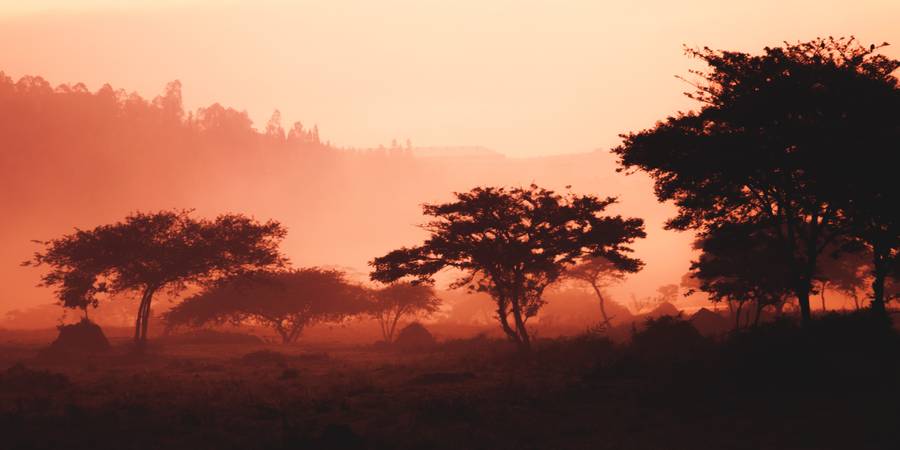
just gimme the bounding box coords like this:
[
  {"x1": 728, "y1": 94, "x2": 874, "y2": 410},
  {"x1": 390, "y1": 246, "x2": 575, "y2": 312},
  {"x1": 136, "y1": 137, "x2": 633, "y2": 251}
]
[{"x1": 1, "y1": 315, "x2": 898, "y2": 450}]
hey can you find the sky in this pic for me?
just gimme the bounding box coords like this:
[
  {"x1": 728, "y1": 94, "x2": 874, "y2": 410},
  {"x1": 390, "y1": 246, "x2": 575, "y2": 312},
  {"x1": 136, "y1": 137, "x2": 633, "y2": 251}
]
[
  {"x1": 1, "y1": 0, "x2": 897, "y2": 156},
  {"x1": 0, "y1": 0, "x2": 896, "y2": 319}
]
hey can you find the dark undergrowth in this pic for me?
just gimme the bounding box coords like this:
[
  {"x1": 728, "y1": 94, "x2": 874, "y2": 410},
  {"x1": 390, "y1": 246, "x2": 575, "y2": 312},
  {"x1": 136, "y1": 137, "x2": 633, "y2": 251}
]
[{"x1": 1, "y1": 312, "x2": 897, "y2": 450}]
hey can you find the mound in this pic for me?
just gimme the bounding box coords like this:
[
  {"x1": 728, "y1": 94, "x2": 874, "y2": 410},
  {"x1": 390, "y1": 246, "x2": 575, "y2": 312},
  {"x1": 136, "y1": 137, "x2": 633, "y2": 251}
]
[
  {"x1": 689, "y1": 308, "x2": 731, "y2": 336},
  {"x1": 394, "y1": 322, "x2": 436, "y2": 350},
  {"x1": 631, "y1": 315, "x2": 710, "y2": 362},
  {"x1": 40, "y1": 319, "x2": 110, "y2": 358},
  {"x1": 646, "y1": 301, "x2": 681, "y2": 318}
]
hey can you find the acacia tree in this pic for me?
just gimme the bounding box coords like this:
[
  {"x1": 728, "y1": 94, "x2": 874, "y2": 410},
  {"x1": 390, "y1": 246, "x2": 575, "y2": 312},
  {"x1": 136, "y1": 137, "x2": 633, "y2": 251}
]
[
  {"x1": 565, "y1": 256, "x2": 642, "y2": 326},
  {"x1": 369, "y1": 185, "x2": 646, "y2": 351},
  {"x1": 24, "y1": 210, "x2": 287, "y2": 347},
  {"x1": 613, "y1": 37, "x2": 898, "y2": 324},
  {"x1": 164, "y1": 268, "x2": 370, "y2": 344},
  {"x1": 371, "y1": 282, "x2": 441, "y2": 343}
]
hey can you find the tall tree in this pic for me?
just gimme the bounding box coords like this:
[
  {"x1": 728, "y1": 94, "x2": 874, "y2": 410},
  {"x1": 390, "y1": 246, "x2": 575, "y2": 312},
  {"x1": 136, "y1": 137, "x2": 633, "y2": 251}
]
[
  {"x1": 565, "y1": 256, "x2": 642, "y2": 326},
  {"x1": 613, "y1": 37, "x2": 898, "y2": 324},
  {"x1": 163, "y1": 268, "x2": 369, "y2": 344},
  {"x1": 369, "y1": 185, "x2": 646, "y2": 351},
  {"x1": 25, "y1": 210, "x2": 287, "y2": 347},
  {"x1": 371, "y1": 282, "x2": 441, "y2": 343}
]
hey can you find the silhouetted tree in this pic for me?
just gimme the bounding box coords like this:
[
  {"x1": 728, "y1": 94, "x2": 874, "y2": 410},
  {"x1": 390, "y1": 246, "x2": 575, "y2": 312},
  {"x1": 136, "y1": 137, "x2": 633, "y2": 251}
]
[
  {"x1": 817, "y1": 244, "x2": 871, "y2": 310},
  {"x1": 25, "y1": 210, "x2": 287, "y2": 347},
  {"x1": 371, "y1": 282, "x2": 441, "y2": 343},
  {"x1": 565, "y1": 256, "x2": 642, "y2": 326},
  {"x1": 691, "y1": 222, "x2": 794, "y2": 329},
  {"x1": 369, "y1": 185, "x2": 646, "y2": 351},
  {"x1": 164, "y1": 268, "x2": 369, "y2": 344},
  {"x1": 613, "y1": 37, "x2": 899, "y2": 324}
]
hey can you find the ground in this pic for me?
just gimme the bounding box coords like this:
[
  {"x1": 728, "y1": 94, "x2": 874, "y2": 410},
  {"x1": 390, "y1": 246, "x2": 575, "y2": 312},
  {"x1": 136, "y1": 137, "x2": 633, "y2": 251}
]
[{"x1": 0, "y1": 318, "x2": 898, "y2": 450}]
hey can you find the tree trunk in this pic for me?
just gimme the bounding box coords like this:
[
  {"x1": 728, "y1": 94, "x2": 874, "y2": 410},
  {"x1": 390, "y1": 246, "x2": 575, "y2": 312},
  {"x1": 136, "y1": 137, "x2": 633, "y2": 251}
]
[
  {"x1": 509, "y1": 297, "x2": 531, "y2": 352},
  {"x1": 387, "y1": 311, "x2": 402, "y2": 343},
  {"x1": 870, "y1": 246, "x2": 888, "y2": 316},
  {"x1": 795, "y1": 282, "x2": 812, "y2": 326},
  {"x1": 133, "y1": 287, "x2": 155, "y2": 348},
  {"x1": 496, "y1": 302, "x2": 519, "y2": 343},
  {"x1": 820, "y1": 281, "x2": 827, "y2": 312},
  {"x1": 734, "y1": 301, "x2": 744, "y2": 331},
  {"x1": 591, "y1": 283, "x2": 611, "y2": 326},
  {"x1": 140, "y1": 297, "x2": 152, "y2": 342}
]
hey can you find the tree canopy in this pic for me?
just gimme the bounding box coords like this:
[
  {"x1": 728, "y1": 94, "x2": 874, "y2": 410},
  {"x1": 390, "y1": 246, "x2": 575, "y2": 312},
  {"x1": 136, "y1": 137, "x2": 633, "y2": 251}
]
[
  {"x1": 163, "y1": 268, "x2": 370, "y2": 344},
  {"x1": 613, "y1": 37, "x2": 899, "y2": 323},
  {"x1": 25, "y1": 210, "x2": 287, "y2": 346},
  {"x1": 370, "y1": 184, "x2": 646, "y2": 350}
]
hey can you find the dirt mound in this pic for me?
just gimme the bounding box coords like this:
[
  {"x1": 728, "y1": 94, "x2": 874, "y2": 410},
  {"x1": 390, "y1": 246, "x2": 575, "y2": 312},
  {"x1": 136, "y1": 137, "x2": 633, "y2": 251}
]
[
  {"x1": 162, "y1": 329, "x2": 264, "y2": 345},
  {"x1": 40, "y1": 319, "x2": 110, "y2": 358},
  {"x1": 689, "y1": 308, "x2": 731, "y2": 336},
  {"x1": 394, "y1": 322, "x2": 436, "y2": 350},
  {"x1": 631, "y1": 315, "x2": 710, "y2": 362},
  {"x1": 646, "y1": 301, "x2": 681, "y2": 318}
]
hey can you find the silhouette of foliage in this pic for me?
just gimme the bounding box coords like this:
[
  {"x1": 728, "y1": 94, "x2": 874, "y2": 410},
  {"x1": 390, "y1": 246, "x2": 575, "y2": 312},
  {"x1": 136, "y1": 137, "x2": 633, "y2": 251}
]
[
  {"x1": 164, "y1": 268, "x2": 369, "y2": 344},
  {"x1": 371, "y1": 282, "x2": 441, "y2": 343},
  {"x1": 24, "y1": 210, "x2": 287, "y2": 347},
  {"x1": 690, "y1": 222, "x2": 794, "y2": 329},
  {"x1": 613, "y1": 37, "x2": 899, "y2": 324},
  {"x1": 370, "y1": 184, "x2": 646, "y2": 351}
]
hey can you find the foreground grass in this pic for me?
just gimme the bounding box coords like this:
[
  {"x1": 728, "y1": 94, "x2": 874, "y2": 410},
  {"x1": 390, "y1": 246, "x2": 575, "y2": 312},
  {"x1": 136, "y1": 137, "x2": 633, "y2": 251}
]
[{"x1": 1, "y1": 314, "x2": 898, "y2": 450}]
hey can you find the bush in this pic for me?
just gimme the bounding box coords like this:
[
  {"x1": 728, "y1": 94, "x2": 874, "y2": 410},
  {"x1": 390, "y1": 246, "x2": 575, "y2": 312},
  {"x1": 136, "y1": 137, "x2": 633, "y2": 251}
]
[{"x1": 629, "y1": 315, "x2": 710, "y2": 362}]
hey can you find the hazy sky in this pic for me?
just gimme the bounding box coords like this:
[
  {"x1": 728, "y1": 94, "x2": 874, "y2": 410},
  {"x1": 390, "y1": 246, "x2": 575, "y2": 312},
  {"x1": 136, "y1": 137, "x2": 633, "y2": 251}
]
[{"x1": 1, "y1": 0, "x2": 897, "y2": 156}]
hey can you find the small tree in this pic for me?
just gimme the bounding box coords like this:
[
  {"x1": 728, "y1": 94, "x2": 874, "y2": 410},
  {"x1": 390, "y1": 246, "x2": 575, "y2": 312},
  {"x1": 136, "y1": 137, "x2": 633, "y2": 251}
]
[
  {"x1": 370, "y1": 185, "x2": 646, "y2": 351},
  {"x1": 817, "y1": 245, "x2": 871, "y2": 311},
  {"x1": 24, "y1": 210, "x2": 287, "y2": 347},
  {"x1": 371, "y1": 282, "x2": 441, "y2": 343},
  {"x1": 164, "y1": 268, "x2": 370, "y2": 344},
  {"x1": 565, "y1": 256, "x2": 642, "y2": 326},
  {"x1": 691, "y1": 222, "x2": 794, "y2": 329}
]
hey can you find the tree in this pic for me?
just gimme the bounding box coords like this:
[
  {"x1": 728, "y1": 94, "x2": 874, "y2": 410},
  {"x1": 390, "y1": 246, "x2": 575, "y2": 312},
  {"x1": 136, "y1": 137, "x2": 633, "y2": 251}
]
[
  {"x1": 565, "y1": 256, "x2": 642, "y2": 326},
  {"x1": 371, "y1": 282, "x2": 441, "y2": 343},
  {"x1": 613, "y1": 37, "x2": 898, "y2": 324},
  {"x1": 369, "y1": 185, "x2": 646, "y2": 351},
  {"x1": 164, "y1": 268, "x2": 370, "y2": 344},
  {"x1": 817, "y1": 244, "x2": 872, "y2": 311},
  {"x1": 24, "y1": 210, "x2": 287, "y2": 347},
  {"x1": 655, "y1": 284, "x2": 680, "y2": 305},
  {"x1": 690, "y1": 222, "x2": 794, "y2": 329}
]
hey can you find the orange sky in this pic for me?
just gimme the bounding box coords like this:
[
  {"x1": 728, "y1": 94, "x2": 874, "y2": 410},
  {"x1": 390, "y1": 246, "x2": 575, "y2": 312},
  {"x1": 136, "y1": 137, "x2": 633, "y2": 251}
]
[
  {"x1": 1, "y1": 0, "x2": 897, "y2": 155},
  {"x1": 0, "y1": 0, "x2": 896, "y2": 319}
]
